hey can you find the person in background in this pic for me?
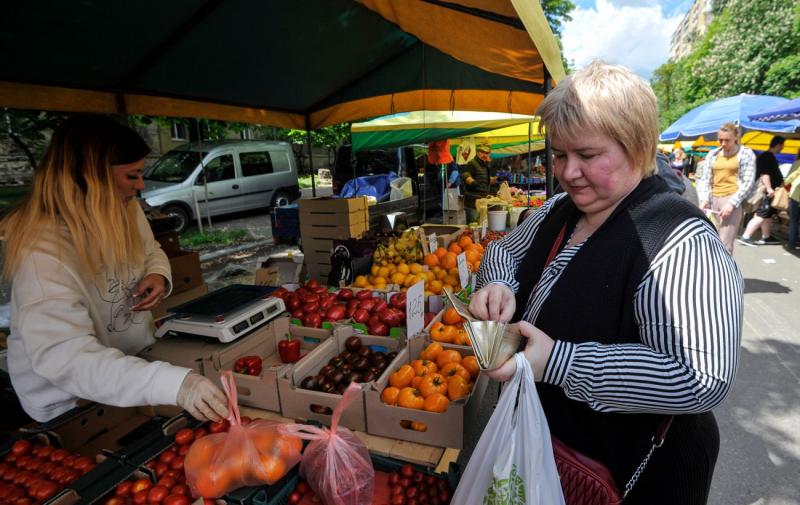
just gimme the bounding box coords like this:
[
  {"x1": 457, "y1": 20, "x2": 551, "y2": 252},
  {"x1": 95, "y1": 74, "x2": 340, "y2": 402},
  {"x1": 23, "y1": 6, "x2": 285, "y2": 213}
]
[
  {"x1": 671, "y1": 147, "x2": 690, "y2": 176},
  {"x1": 0, "y1": 114, "x2": 228, "y2": 423},
  {"x1": 446, "y1": 160, "x2": 460, "y2": 188},
  {"x1": 738, "y1": 136, "x2": 786, "y2": 246},
  {"x1": 462, "y1": 143, "x2": 494, "y2": 223},
  {"x1": 782, "y1": 149, "x2": 800, "y2": 251},
  {"x1": 471, "y1": 62, "x2": 741, "y2": 505},
  {"x1": 698, "y1": 123, "x2": 757, "y2": 254}
]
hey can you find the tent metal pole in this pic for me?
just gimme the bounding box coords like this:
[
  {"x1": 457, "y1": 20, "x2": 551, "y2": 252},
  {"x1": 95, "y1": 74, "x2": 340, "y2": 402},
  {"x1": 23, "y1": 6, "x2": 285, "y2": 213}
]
[
  {"x1": 305, "y1": 117, "x2": 316, "y2": 198},
  {"x1": 544, "y1": 68, "x2": 554, "y2": 198},
  {"x1": 527, "y1": 122, "x2": 532, "y2": 207},
  {"x1": 196, "y1": 119, "x2": 212, "y2": 230}
]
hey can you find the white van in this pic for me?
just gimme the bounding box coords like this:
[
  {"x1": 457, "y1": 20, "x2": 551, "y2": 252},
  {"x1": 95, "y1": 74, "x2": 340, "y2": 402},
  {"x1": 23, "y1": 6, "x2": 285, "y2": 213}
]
[{"x1": 142, "y1": 140, "x2": 301, "y2": 232}]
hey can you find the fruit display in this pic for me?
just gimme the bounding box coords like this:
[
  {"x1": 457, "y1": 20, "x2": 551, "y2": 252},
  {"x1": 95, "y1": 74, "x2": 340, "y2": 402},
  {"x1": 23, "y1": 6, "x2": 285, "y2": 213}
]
[
  {"x1": 271, "y1": 280, "x2": 348, "y2": 328},
  {"x1": 299, "y1": 336, "x2": 397, "y2": 395},
  {"x1": 380, "y1": 343, "x2": 480, "y2": 414},
  {"x1": 372, "y1": 229, "x2": 424, "y2": 266},
  {"x1": 478, "y1": 230, "x2": 507, "y2": 249},
  {"x1": 103, "y1": 425, "x2": 204, "y2": 505},
  {"x1": 0, "y1": 439, "x2": 96, "y2": 504},
  {"x1": 345, "y1": 290, "x2": 407, "y2": 336},
  {"x1": 284, "y1": 461, "x2": 452, "y2": 505},
  {"x1": 428, "y1": 308, "x2": 470, "y2": 346}
]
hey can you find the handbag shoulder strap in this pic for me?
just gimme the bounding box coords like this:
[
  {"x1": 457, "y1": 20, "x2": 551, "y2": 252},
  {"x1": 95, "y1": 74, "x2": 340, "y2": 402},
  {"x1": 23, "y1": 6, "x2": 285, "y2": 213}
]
[{"x1": 623, "y1": 416, "x2": 674, "y2": 498}]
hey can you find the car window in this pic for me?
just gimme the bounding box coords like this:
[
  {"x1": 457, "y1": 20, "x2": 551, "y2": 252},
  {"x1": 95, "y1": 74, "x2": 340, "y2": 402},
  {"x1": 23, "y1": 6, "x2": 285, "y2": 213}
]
[
  {"x1": 271, "y1": 151, "x2": 291, "y2": 173},
  {"x1": 240, "y1": 151, "x2": 273, "y2": 176},
  {"x1": 202, "y1": 154, "x2": 235, "y2": 182},
  {"x1": 145, "y1": 150, "x2": 206, "y2": 183}
]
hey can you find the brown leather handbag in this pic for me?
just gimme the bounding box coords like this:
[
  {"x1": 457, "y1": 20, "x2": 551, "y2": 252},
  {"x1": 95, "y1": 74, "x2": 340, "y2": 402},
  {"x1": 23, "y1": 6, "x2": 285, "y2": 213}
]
[{"x1": 552, "y1": 417, "x2": 673, "y2": 505}]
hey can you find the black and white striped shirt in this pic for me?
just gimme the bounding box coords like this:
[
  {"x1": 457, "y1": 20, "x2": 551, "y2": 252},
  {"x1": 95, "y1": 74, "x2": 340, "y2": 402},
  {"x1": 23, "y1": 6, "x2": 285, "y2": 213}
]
[{"x1": 477, "y1": 194, "x2": 742, "y2": 414}]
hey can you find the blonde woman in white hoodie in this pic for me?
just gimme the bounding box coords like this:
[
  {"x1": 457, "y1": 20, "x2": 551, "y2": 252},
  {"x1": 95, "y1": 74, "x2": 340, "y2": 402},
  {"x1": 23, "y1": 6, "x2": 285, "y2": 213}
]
[{"x1": 0, "y1": 114, "x2": 227, "y2": 423}]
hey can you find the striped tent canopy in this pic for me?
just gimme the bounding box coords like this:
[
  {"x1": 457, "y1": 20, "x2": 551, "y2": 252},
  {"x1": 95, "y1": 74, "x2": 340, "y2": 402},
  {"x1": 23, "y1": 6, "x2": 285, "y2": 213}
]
[{"x1": 748, "y1": 97, "x2": 800, "y2": 123}]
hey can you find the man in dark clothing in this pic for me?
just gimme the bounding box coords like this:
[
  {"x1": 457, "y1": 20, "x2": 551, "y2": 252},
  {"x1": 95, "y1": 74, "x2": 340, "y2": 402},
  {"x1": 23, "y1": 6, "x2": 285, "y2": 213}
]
[
  {"x1": 738, "y1": 136, "x2": 786, "y2": 246},
  {"x1": 462, "y1": 143, "x2": 494, "y2": 222}
]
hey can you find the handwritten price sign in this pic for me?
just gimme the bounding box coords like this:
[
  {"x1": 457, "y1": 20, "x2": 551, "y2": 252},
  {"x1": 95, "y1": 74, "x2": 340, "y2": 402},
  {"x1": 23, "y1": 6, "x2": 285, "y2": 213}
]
[
  {"x1": 427, "y1": 233, "x2": 438, "y2": 255},
  {"x1": 406, "y1": 280, "x2": 426, "y2": 338},
  {"x1": 457, "y1": 252, "x2": 470, "y2": 288}
]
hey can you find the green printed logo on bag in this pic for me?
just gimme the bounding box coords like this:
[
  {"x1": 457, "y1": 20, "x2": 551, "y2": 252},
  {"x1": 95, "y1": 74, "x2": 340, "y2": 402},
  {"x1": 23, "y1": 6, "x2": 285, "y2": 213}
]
[{"x1": 483, "y1": 464, "x2": 526, "y2": 505}]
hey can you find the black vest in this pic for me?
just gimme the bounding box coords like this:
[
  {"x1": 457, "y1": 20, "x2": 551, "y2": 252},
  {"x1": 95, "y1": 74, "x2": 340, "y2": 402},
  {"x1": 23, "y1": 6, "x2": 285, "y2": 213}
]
[{"x1": 513, "y1": 176, "x2": 712, "y2": 487}]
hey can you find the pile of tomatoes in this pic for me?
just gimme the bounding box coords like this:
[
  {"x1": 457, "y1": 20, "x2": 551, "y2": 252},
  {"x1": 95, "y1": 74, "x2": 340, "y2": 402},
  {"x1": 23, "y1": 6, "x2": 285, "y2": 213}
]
[
  {"x1": 272, "y1": 280, "x2": 347, "y2": 329},
  {"x1": 380, "y1": 342, "x2": 480, "y2": 414},
  {"x1": 284, "y1": 462, "x2": 451, "y2": 505},
  {"x1": 0, "y1": 438, "x2": 97, "y2": 504},
  {"x1": 428, "y1": 308, "x2": 470, "y2": 346},
  {"x1": 102, "y1": 421, "x2": 230, "y2": 505}
]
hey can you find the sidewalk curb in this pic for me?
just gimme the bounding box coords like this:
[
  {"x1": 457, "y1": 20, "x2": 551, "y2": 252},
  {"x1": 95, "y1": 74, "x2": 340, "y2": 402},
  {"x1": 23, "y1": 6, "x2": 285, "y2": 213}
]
[{"x1": 198, "y1": 238, "x2": 274, "y2": 263}]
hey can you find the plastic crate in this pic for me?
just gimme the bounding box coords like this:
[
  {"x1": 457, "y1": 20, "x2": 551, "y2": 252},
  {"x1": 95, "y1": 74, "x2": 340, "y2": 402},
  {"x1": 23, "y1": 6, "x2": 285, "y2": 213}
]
[{"x1": 271, "y1": 205, "x2": 300, "y2": 238}]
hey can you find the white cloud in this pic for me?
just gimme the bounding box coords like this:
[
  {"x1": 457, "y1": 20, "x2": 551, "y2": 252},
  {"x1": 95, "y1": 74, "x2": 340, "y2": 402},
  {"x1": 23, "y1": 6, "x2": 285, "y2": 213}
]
[{"x1": 561, "y1": 0, "x2": 684, "y2": 80}]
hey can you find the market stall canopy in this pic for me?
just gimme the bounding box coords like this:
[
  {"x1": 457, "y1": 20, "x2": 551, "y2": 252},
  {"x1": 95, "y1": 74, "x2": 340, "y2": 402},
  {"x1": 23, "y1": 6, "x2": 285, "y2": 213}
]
[
  {"x1": 688, "y1": 133, "x2": 800, "y2": 162},
  {"x1": 660, "y1": 94, "x2": 800, "y2": 142},
  {"x1": 449, "y1": 122, "x2": 545, "y2": 158},
  {"x1": 351, "y1": 110, "x2": 539, "y2": 151},
  {"x1": 748, "y1": 97, "x2": 800, "y2": 122},
  {"x1": 0, "y1": 0, "x2": 565, "y2": 130}
]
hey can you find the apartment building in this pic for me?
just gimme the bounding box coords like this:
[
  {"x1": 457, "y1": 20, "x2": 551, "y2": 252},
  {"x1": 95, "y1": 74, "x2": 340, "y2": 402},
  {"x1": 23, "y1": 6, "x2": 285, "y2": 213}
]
[{"x1": 669, "y1": 0, "x2": 715, "y2": 61}]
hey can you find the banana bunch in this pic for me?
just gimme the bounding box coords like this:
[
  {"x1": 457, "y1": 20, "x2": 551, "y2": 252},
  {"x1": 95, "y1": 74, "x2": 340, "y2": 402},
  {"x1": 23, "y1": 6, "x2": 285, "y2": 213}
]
[{"x1": 373, "y1": 230, "x2": 423, "y2": 266}]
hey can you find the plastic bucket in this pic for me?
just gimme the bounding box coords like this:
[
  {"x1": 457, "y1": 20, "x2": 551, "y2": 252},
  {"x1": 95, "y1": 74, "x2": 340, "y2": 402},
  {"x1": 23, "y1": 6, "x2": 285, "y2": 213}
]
[
  {"x1": 488, "y1": 210, "x2": 508, "y2": 231},
  {"x1": 509, "y1": 207, "x2": 526, "y2": 229}
]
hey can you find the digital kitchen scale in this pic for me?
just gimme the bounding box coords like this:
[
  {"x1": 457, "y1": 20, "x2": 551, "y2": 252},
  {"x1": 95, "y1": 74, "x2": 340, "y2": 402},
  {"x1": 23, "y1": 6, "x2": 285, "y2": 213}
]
[{"x1": 154, "y1": 284, "x2": 286, "y2": 343}]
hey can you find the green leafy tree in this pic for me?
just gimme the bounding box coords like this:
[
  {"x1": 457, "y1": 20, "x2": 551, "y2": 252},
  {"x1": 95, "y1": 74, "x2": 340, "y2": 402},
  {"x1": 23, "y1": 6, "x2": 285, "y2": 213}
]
[
  {"x1": 2, "y1": 109, "x2": 67, "y2": 168},
  {"x1": 540, "y1": 0, "x2": 576, "y2": 37}
]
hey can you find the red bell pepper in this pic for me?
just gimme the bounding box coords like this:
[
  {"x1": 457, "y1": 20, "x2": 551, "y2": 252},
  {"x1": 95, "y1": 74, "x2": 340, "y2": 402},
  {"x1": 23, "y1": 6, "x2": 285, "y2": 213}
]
[
  {"x1": 278, "y1": 335, "x2": 301, "y2": 363},
  {"x1": 233, "y1": 355, "x2": 262, "y2": 376}
]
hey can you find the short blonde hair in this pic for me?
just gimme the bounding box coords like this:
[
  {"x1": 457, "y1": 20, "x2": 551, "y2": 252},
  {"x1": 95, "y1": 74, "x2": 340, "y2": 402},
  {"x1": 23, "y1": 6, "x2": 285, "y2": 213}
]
[
  {"x1": 718, "y1": 122, "x2": 739, "y2": 139},
  {"x1": 537, "y1": 61, "x2": 659, "y2": 176}
]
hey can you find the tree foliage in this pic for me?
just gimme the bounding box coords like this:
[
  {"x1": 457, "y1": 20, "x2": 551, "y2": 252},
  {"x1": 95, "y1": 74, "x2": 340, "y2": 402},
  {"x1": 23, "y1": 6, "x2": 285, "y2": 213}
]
[
  {"x1": 652, "y1": 0, "x2": 800, "y2": 131},
  {"x1": 2, "y1": 109, "x2": 67, "y2": 167},
  {"x1": 540, "y1": 0, "x2": 576, "y2": 37}
]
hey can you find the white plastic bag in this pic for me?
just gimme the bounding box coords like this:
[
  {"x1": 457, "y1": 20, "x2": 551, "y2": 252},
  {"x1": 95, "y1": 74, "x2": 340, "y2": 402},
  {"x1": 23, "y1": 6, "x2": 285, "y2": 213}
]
[
  {"x1": 444, "y1": 187, "x2": 462, "y2": 210},
  {"x1": 390, "y1": 177, "x2": 413, "y2": 200},
  {"x1": 452, "y1": 353, "x2": 565, "y2": 505}
]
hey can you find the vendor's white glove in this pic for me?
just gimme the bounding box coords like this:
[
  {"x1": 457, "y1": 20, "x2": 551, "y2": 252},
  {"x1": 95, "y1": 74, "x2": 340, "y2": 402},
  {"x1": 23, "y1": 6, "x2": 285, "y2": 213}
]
[{"x1": 176, "y1": 372, "x2": 229, "y2": 422}]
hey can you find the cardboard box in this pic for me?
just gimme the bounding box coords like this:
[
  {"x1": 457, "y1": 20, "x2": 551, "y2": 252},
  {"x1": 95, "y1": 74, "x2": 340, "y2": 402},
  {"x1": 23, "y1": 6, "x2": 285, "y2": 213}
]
[
  {"x1": 151, "y1": 283, "x2": 209, "y2": 320},
  {"x1": 155, "y1": 230, "x2": 182, "y2": 255},
  {"x1": 168, "y1": 250, "x2": 204, "y2": 294},
  {"x1": 364, "y1": 337, "x2": 488, "y2": 449},
  {"x1": 305, "y1": 263, "x2": 332, "y2": 283},
  {"x1": 444, "y1": 209, "x2": 467, "y2": 225},
  {"x1": 419, "y1": 224, "x2": 468, "y2": 249},
  {"x1": 300, "y1": 197, "x2": 369, "y2": 240},
  {"x1": 203, "y1": 316, "x2": 299, "y2": 412},
  {"x1": 278, "y1": 326, "x2": 405, "y2": 431},
  {"x1": 255, "y1": 250, "x2": 304, "y2": 286}
]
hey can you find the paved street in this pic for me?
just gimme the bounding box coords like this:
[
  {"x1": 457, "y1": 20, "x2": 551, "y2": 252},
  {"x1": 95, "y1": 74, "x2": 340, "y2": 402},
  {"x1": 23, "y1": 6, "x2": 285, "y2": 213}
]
[{"x1": 710, "y1": 244, "x2": 800, "y2": 505}]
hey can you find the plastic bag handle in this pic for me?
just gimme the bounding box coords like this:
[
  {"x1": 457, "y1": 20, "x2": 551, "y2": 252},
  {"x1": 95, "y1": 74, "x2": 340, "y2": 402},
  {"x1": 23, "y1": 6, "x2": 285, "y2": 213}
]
[
  {"x1": 220, "y1": 370, "x2": 242, "y2": 426},
  {"x1": 278, "y1": 382, "x2": 361, "y2": 441}
]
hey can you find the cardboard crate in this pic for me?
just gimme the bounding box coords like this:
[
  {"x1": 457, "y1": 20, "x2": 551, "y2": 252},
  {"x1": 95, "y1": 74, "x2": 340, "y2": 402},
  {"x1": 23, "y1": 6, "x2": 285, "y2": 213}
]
[
  {"x1": 151, "y1": 283, "x2": 209, "y2": 320},
  {"x1": 155, "y1": 230, "x2": 182, "y2": 255},
  {"x1": 278, "y1": 327, "x2": 404, "y2": 432},
  {"x1": 364, "y1": 337, "x2": 488, "y2": 449},
  {"x1": 304, "y1": 263, "x2": 331, "y2": 283},
  {"x1": 202, "y1": 316, "x2": 324, "y2": 413},
  {"x1": 299, "y1": 197, "x2": 369, "y2": 240},
  {"x1": 168, "y1": 250, "x2": 204, "y2": 294},
  {"x1": 255, "y1": 250, "x2": 304, "y2": 286},
  {"x1": 419, "y1": 224, "x2": 468, "y2": 250},
  {"x1": 444, "y1": 209, "x2": 467, "y2": 225}
]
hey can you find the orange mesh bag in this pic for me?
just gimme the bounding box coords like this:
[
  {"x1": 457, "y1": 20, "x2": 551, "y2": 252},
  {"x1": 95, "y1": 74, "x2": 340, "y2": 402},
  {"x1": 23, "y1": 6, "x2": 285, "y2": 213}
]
[
  {"x1": 184, "y1": 371, "x2": 302, "y2": 498},
  {"x1": 279, "y1": 383, "x2": 374, "y2": 505}
]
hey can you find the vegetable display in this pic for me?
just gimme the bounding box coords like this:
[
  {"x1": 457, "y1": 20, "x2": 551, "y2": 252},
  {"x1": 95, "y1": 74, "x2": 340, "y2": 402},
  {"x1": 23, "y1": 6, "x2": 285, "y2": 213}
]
[
  {"x1": 233, "y1": 355, "x2": 263, "y2": 376},
  {"x1": 277, "y1": 336, "x2": 301, "y2": 363},
  {"x1": 299, "y1": 336, "x2": 396, "y2": 395}
]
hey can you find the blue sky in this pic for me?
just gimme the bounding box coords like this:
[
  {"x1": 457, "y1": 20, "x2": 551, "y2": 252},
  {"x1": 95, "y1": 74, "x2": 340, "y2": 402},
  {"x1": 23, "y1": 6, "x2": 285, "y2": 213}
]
[{"x1": 562, "y1": 0, "x2": 695, "y2": 80}]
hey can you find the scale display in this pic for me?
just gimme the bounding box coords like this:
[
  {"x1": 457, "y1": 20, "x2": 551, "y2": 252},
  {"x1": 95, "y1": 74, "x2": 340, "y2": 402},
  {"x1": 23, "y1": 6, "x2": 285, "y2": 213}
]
[{"x1": 155, "y1": 284, "x2": 285, "y2": 343}]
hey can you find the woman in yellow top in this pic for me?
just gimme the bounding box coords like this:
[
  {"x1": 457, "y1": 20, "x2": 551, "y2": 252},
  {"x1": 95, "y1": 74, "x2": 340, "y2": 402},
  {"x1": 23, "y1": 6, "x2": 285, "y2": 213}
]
[
  {"x1": 783, "y1": 149, "x2": 800, "y2": 251},
  {"x1": 698, "y1": 122, "x2": 757, "y2": 254}
]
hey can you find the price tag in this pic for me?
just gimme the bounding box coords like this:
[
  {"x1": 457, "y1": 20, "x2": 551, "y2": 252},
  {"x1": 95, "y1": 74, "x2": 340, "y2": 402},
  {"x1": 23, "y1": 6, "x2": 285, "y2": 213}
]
[
  {"x1": 406, "y1": 280, "x2": 426, "y2": 338},
  {"x1": 457, "y1": 252, "x2": 469, "y2": 288},
  {"x1": 481, "y1": 220, "x2": 487, "y2": 239},
  {"x1": 427, "y1": 233, "x2": 438, "y2": 254}
]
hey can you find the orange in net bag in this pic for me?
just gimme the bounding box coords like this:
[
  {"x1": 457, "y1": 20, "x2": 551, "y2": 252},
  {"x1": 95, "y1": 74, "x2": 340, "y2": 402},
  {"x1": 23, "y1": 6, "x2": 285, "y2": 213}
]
[
  {"x1": 184, "y1": 371, "x2": 302, "y2": 498},
  {"x1": 279, "y1": 382, "x2": 375, "y2": 505}
]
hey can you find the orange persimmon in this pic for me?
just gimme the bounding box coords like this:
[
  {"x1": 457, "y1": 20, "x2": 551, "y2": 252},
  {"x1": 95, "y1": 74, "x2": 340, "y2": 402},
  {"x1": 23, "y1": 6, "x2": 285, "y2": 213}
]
[
  {"x1": 447, "y1": 376, "x2": 470, "y2": 401},
  {"x1": 422, "y1": 393, "x2": 450, "y2": 413},
  {"x1": 389, "y1": 365, "x2": 415, "y2": 388},
  {"x1": 381, "y1": 386, "x2": 400, "y2": 406},
  {"x1": 397, "y1": 387, "x2": 424, "y2": 409},
  {"x1": 418, "y1": 373, "x2": 448, "y2": 398}
]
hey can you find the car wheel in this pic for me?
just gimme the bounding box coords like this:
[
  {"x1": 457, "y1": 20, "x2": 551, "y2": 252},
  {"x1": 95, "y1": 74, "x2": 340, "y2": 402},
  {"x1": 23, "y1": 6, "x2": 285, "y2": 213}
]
[
  {"x1": 272, "y1": 191, "x2": 291, "y2": 208},
  {"x1": 162, "y1": 205, "x2": 190, "y2": 234}
]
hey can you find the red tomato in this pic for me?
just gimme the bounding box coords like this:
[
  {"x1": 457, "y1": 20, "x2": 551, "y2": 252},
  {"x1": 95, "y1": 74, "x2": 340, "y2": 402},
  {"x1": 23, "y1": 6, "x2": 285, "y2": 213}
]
[
  {"x1": 104, "y1": 497, "x2": 126, "y2": 505},
  {"x1": 156, "y1": 476, "x2": 176, "y2": 490},
  {"x1": 29, "y1": 479, "x2": 59, "y2": 501},
  {"x1": 169, "y1": 456, "x2": 184, "y2": 471},
  {"x1": 170, "y1": 484, "x2": 189, "y2": 496},
  {"x1": 61, "y1": 468, "x2": 81, "y2": 484},
  {"x1": 178, "y1": 444, "x2": 190, "y2": 456},
  {"x1": 72, "y1": 456, "x2": 94, "y2": 473},
  {"x1": 147, "y1": 485, "x2": 169, "y2": 504},
  {"x1": 158, "y1": 451, "x2": 176, "y2": 464},
  {"x1": 193, "y1": 427, "x2": 208, "y2": 440},
  {"x1": 400, "y1": 463, "x2": 415, "y2": 478},
  {"x1": 132, "y1": 489, "x2": 149, "y2": 505},
  {"x1": 49, "y1": 449, "x2": 69, "y2": 463},
  {"x1": 154, "y1": 462, "x2": 169, "y2": 478},
  {"x1": 288, "y1": 491, "x2": 303, "y2": 504},
  {"x1": 163, "y1": 494, "x2": 191, "y2": 505},
  {"x1": 15, "y1": 497, "x2": 33, "y2": 505},
  {"x1": 173, "y1": 429, "x2": 194, "y2": 446},
  {"x1": 296, "y1": 481, "x2": 310, "y2": 494},
  {"x1": 240, "y1": 416, "x2": 253, "y2": 425},
  {"x1": 10, "y1": 441, "x2": 32, "y2": 457},
  {"x1": 207, "y1": 420, "x2": 230, "y2": 434},
  {"x1": 115, "y1": 480, "x2": 133, "y2": 496},
  {"x1": 36, "y1": 445, "x2": 53, "y2": 459},
  {"x1": 131, "y1": 478, "x2": 152, "y2": 494}
]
